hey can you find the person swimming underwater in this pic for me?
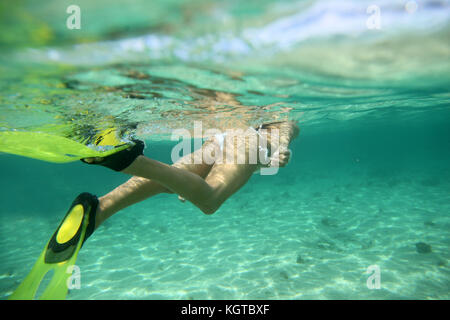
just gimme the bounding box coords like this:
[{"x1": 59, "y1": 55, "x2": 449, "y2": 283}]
[
  {"x1": 9, "y1": 91, "x2": 299, "y2": 299},
  {"x1": 83, "y1": 120, "x2": 299, "y2": 230}
]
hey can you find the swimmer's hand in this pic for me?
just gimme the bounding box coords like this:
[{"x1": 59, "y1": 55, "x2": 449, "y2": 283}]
[
  {"x1": 268, "y1": 121, "x2": 298, "y2": 168},
  {"x1": 270, "y1": 149, "x2": 291, "y2": 168}
]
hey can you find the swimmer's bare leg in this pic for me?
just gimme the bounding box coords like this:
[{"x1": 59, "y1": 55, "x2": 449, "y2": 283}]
[
  {"x1": 94, "y1": 142, "x2": 214, "y2": 229},
  {"x1": 93, "y1": 121, "x2": 299, "y2": 225},
  {"x1": 121, "y1": 121, "x2": 300, "y2": 214},
  {"x1": 95, "y1": 176, "x2": 167, "y2": 228},
  {"x1": 122, "y1": 156, "x2": 257, "y2": 214}
]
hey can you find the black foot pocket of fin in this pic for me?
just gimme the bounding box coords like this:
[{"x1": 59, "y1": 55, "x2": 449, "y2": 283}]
[
  {"x1": 45, "y1": 192, "x2": 98, "y2": 263},
  {"x1": 81, "y1": 139, "x2": 145, "y2": 171}
]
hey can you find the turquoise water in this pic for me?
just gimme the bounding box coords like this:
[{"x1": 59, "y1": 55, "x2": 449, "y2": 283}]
[{"x1": 1, "y1": 0, "x2": 449, "y2": 299}]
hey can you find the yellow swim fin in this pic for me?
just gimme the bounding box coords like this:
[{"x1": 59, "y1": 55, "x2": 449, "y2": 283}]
[
  {"x1": 9, "y1": 193, "x2": 98, "y2": 300},
  {"x1": 0, "y1": 129, "x2": 132, "y2": 163},
  {"x1": 94, "y1": 128, "x2": 122, "y2": 147}
]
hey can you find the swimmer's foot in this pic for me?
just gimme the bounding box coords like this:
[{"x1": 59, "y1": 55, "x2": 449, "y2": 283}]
[{"x1": 81, "y1": 139, "x2": 145, "y2": 172}]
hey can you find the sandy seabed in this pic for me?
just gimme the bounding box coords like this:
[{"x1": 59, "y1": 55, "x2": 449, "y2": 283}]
[{"x1": 1, "y1": 168, "x2": 449, "y2": 300}]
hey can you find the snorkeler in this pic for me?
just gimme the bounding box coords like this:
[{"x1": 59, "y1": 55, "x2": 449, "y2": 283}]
[
  {"x1": 9, "y1": 120, "x2": 298, "y2": 299},
  {"x1": 85, "y1": 120, "x2": 299, "y2": 223}
]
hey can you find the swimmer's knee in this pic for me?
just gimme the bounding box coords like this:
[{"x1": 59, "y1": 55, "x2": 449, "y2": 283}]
[
  {"x1": 199, "y1": 198, "x2": 222, "y2": 215},
  {"x1": 199, "y1": 203, "x2": 218, "y2": 215}
]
